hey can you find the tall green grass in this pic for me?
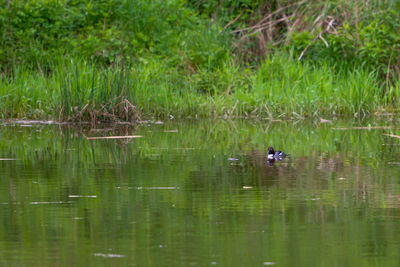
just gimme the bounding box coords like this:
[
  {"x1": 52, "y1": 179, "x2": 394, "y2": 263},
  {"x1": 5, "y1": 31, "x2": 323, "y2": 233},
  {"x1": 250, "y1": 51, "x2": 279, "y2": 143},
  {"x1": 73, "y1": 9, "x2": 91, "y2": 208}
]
[
  {"x1": 1, "y1": 55, "x2": 399, "y2": 121},
  {"x1": 248, "y1": 56, "x2": 386, "y2": 117}
]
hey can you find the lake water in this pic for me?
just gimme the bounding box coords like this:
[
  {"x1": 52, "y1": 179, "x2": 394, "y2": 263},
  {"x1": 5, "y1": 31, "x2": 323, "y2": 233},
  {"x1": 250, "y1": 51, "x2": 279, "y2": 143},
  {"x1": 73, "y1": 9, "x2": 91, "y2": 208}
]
[{"x1": 1, "y1": 118, "x2": 400, "y2": 266}]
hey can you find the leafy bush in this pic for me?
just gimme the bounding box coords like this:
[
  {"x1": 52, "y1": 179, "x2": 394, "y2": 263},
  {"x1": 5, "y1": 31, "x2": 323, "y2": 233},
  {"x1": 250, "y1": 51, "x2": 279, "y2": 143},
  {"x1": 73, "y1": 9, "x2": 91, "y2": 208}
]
[
  {"x1": 0, "y1": 0, "x2": 231, "y2": 71},
  {"x1": 286, "y1": 3, "x2": 400, "y2": 81}
]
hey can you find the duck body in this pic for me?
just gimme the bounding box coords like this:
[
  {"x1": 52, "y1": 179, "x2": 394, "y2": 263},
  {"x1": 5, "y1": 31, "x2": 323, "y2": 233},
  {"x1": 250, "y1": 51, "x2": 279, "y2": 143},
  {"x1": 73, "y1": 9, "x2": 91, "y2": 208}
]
[{"x1": 267, "y1": 146, "x2": 286, "y2": 161}]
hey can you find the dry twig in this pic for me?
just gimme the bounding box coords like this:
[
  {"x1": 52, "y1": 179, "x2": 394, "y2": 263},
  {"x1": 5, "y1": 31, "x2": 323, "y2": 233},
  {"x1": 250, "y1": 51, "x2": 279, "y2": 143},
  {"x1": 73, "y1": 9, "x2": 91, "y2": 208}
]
[
  {"x1": 86, "y1": 135, "x2": 143, "y2": 140},
  {"x1": 298, "y1": 18, "x2": 335, "y2": 61}
]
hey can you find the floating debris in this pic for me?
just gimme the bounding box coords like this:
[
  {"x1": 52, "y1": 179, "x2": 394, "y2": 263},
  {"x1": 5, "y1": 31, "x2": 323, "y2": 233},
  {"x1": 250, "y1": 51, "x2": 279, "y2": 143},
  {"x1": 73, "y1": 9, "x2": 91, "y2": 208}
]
[
  {"x1": 68, "y1": 195, "x2": 97, "y2": 198},
  {"x1": 388, "y1": 162, "x2": 400, "y2": 165},
  {"x1": 163, "y1": 129, "x2": 178, "y2": 133},
  {"x1": 263, "y1": 262, "x2": 275, "y2": 265},
  {"x1": 375, "y1": 113, "x2": 395, "y2": 116},
  {"x1": 30, "y1": 201, "x2": 72, "y2": 205},
  {"x1": 319, "y1": 118, "x2": 332, "y2": 123},
  {"x1": 382, "y1": 144, "x2": 400, "y2": 146},
  {"x1": 93, "y1": 253, "x2": 126, "y2": 258},
  {"x1": 86, "y1": 135, "x2": 143, "y2": 140},
  {"x1": 333, "y1": 126, "x2": 393, "y2": 130},
  {"x1": 228, "y1": 158, "x2": 239, "y2": 161},
  {"x1": 384, "y1": 134, "x2": 400, "y2": 139},
  {"x1": 132, "y1": 187, "x2": 179, "y2": 190},
  {"x1": 0, "y1": 158, "x2": 16, "y2": 161},
  {"x1": 338, "y1": 177, "x2": 346, "y2": 180},
  {"x1": 10, "y1": 120, "x2": 58, "y2": 125},
  {"x1": 242, "y1": 186, "x2": 253, "y2": 189}
]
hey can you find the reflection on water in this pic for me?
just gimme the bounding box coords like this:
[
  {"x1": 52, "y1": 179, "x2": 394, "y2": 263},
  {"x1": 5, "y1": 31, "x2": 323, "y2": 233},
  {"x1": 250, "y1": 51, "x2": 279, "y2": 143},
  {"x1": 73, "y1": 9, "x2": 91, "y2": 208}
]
[{"x1": 1, "y1": 119, "x2": 400, "y2": 266}]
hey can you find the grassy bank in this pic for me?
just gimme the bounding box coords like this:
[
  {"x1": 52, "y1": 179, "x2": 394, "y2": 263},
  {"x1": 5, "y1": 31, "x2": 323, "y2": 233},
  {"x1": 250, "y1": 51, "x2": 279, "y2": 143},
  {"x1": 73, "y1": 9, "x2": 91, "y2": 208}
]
[
  {"x1": 1, "y1": 54, "x2": 399, "y2": 121},
  {"x1": 1, "y1": 0, "x2": 400, "y2": 121}
]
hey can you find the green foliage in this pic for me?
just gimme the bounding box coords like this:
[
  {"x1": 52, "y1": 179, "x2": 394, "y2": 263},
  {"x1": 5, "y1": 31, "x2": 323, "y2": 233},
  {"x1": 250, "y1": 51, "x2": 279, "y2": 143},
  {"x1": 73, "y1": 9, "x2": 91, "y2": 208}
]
[
  {"x1": 0, "y1": 0, "x2": 230, "y2": 70},
  {"x1": 2, "y1": 0, "x2": 400, "y2": 120}
]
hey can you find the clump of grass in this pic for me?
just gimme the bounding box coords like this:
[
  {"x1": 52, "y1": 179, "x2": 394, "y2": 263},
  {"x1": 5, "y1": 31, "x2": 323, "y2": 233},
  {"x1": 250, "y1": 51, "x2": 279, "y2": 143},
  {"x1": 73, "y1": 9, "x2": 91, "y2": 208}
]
[{"x1": 54, "y1": 59, "x2": 139, "y2": 122}]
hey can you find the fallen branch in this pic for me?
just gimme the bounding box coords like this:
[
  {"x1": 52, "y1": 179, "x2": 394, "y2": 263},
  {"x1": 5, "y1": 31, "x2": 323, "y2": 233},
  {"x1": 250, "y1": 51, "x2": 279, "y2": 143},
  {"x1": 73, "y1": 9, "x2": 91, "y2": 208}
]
[
  {"x1": 86, "y1": 135, "x2": 143, "y2": 140},
  {"x1": 384, "y1": 134, "x2": 400, "y2": 139},
  {"x1": 223, "y1": 10, "x2": 244, "y2": 31},
  {"x1": 333, "y1": 126, "x2": 394, "y2": 130},
  {"x1": 298, "y1": 19, "x2": 335, "y2": 61},
  {"x1": 264, "y1": 104, "x2": 273, "y2": 119},
  {"x1": 234, "y1": 0, "x2": 306, "y2": 34},
  {"x1": 234, "y1": 16, "x2": 293, "y2": 34}
]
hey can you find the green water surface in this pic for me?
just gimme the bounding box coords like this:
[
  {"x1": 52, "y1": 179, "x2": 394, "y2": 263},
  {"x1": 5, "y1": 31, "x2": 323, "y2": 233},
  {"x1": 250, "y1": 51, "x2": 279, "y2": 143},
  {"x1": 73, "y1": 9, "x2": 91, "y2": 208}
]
[{"x1": 1, "y1": 119, "x2": 400, "y2": 266}]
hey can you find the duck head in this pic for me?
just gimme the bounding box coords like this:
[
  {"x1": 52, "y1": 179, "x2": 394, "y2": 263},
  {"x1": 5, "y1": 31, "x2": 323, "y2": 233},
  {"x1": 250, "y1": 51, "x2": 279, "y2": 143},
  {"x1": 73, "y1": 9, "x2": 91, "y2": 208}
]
[{"x1": 267, "y1": 146, "x2": 275, "y2": 155}]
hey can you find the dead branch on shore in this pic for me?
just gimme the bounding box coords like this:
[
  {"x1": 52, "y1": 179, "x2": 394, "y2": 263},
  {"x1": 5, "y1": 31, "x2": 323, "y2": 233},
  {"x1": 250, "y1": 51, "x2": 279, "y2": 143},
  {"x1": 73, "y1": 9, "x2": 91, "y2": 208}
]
[
  {"x1": 86, "y1": 135, "x2": 143, "y2": 140},
  {"x1": 298, "y1": 18, "x2": 335, "y2": 61}
]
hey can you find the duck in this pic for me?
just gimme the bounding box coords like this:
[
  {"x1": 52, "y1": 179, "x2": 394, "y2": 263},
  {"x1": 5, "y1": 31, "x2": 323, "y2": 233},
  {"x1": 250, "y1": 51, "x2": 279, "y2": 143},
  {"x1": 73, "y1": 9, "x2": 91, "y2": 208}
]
[{"x1": 267, "y1": 146, "x2": 286, "y2": 161}]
